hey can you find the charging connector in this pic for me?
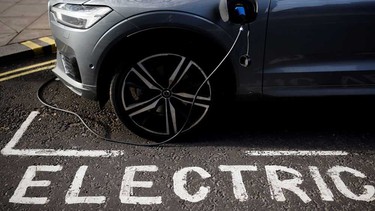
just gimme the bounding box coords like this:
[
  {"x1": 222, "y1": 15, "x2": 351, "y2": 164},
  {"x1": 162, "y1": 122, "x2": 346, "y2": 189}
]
[{"x1": 240, "y1": 24, "x2": 251, "y2": 67}]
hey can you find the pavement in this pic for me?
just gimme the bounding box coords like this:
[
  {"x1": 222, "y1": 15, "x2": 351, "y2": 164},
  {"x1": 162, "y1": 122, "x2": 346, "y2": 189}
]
[{"x1": 0, "y1": 0, "x2": 55, "y2": 65}]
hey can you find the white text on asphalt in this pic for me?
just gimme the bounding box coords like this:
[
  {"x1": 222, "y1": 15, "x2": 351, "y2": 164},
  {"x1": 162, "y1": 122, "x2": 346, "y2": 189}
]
[
  {"x1": 65, "y1": 165, "x2": 106, "y2": 204},
  {"x1": 120, "y1": 165, "x2": 162, "y2": 205},
  {"x1": 9, "y1": 165, "x2": 63, "y2": 204},
  {"x1": 9, "y1": 165, "x2": 375, "y2": 204}
]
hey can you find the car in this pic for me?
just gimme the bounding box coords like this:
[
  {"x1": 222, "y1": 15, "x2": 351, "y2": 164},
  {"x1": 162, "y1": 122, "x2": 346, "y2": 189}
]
[{"x1": 48, "y1": 0, "x2": 375, "y2": 141}]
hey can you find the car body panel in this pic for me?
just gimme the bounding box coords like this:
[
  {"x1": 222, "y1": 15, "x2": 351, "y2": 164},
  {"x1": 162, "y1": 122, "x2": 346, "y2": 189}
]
[
  {"x1": 263, "y1": 0, "x2": 375, "y2": 96},
  {"x1": 49, "y1": 6, "x2": 125, "y2": 99},
  {"x1": 87, "y1": 0, "x2": 271, "y2": 97},
  {"x1": 49, "y1": 0, "x2": 270, "y2": 99},
  {"x1": 49, "y1": 0, "x2": 375, "y2": 99},
  {"x1": 48, "y1": 0, "x2": 375, "y2": 139}
]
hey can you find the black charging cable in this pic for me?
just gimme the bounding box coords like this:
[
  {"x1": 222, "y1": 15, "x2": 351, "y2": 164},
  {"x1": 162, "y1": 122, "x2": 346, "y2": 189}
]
[{"x1": 37, "y1": 26, "x2": 245, "y2": 147}]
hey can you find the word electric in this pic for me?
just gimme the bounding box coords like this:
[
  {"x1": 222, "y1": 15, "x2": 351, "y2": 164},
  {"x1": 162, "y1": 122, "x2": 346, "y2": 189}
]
[{"x1": 9, "y1": 164, "x2": 375, "y2": 205}]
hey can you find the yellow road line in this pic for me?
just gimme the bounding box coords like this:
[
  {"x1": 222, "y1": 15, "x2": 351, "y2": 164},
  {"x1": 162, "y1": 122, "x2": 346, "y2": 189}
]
[
  {"x1": 0, "y1": 65, "x2": 56, "y2": 82},
  {"x1": 21, "y1": 41, "x2": 43, "y2": 54},
  {"x1": 0, "y1": 59, "x2": 56, "y2": 77}
]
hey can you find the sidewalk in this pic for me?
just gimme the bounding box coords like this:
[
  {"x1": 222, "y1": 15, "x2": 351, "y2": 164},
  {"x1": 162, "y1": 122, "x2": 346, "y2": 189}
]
[{"x1": 0, "y1": 0, "x2": 55, "y2": 64}]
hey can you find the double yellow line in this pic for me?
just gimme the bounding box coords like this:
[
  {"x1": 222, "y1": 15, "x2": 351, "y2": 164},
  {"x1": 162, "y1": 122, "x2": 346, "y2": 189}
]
[{"x1": 0, "y1": 59, "x2": 56, "y2": 82}]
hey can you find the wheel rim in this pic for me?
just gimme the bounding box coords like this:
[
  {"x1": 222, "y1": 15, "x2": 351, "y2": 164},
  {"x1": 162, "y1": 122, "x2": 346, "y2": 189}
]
[{"x1": 120, "y1": 53, "x2": 211, "y2": 136}]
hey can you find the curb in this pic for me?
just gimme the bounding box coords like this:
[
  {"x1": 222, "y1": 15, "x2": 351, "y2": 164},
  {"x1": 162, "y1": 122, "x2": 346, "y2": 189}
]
[{"x1": 0, "y1": 36, "x2": 56, "y2": 64}]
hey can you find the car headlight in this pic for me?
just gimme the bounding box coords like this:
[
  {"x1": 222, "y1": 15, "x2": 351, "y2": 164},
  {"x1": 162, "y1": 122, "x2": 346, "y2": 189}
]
[{"x1": 51, "y1": 4, "x2": 112, "y2": 29}]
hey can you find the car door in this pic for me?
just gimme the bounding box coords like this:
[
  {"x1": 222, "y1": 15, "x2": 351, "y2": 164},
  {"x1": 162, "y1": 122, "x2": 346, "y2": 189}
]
[{"x1": 263, "y1": 0, "x2": 375, "y2": 96}]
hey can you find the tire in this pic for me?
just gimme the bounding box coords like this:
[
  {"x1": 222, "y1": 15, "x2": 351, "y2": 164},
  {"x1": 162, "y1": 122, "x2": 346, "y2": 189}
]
[{"x1": 110, "y1": 39, "x2": 219, "y2": 141}]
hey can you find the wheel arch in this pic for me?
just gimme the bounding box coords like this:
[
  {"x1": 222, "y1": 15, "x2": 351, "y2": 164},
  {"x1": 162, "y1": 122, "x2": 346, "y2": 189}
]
[{"x1": 95, "y1": 11, "x2": 238, "y2": 106}]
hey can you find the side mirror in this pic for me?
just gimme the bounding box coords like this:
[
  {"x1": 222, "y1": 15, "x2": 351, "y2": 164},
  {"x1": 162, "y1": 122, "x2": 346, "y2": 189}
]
[{"x1": 219, "y1": 0, "x2": 258, "y2": 24}]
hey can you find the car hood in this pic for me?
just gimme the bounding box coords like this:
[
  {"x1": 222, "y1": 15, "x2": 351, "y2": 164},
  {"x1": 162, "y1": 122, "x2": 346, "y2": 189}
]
[
  {"x1": 49, "y1": 0, "x2": 90, "y2": 5},
  {"x1": 84, "y1": 0, "x2": 209, "y2": 19},
  {"x1": 85, "y1": 0, "x2": 197, "y2": 8},
  {"x1": 50, "y1": 0, "x2": 214, "y2": 22}
]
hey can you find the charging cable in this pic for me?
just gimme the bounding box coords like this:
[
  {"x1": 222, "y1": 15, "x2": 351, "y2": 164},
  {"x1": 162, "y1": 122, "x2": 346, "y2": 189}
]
[{"x1": 37, "y1": 26, "x2": 245, "y2": 147}]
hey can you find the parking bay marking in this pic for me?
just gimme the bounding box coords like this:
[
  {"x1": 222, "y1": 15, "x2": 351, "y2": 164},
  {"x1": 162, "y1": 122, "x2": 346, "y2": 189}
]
[
  {"x1": 5, "y1": 113, "x2": 375, "y2": 206},
  {"x1": 245, "y1": 150, "x2": 349, "y2": 156},
  {"x1": 1, "y1": 111, "x2": 124, "y2": 157},
  {"x1": 1, "y1": 111, "x2": 350, "y2": 158}
]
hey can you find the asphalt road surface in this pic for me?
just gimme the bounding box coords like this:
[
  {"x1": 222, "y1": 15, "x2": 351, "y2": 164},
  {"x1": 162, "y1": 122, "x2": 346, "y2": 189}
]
[{"x1": 1, "y1": 56, "x2": 375, "y2": 210}]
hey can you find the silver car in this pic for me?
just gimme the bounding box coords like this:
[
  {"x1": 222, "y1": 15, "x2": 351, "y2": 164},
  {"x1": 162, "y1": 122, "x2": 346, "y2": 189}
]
[{"x1": 48, "y1": 0, "x2": 375, "y2": 140}]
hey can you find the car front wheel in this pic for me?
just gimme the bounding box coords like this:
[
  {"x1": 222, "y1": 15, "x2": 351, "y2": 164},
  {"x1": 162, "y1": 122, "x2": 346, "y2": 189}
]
[{"x1": 110, "y1": 52, "x2": 214, "y2": 141}]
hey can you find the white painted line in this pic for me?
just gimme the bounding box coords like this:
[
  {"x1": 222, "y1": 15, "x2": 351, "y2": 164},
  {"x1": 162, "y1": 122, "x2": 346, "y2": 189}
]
[
  {"x1": 3, "y1": 149, "x2": 124, "y2": 157},
  {"x1": 1, "y1": 111, "x2": 40, "y2": 152},
  {"x1": 244, "y1": 150, "x2": 349, "y2": 156},
  {"x1": 1, "y1": 111, "x2": 125, "y2": 158}
]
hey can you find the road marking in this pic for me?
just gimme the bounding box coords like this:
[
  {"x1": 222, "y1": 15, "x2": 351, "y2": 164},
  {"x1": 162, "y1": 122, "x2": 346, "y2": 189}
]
[
  {"x1": 2, "y1": 149, "x2": 124, "y2": 157},
  {"x1": 9, "y1": 164, "x2": 375, "y2": 205},
  {"x1": 0, "y1": 65, "x2": 55, "y2": 82},
  {"x1": 1, "y1": 111, "x2": 40, "y2": 150},
  {"x1": 66, "y1": 165, "x2": 106, "y2": 204},
  {"x1": 0, "y1": 60, "x2": 56, "y2": 77},
  {"x1": 9, "y1": 165, "x2": 63, "y2": 204},
  {"x1": 1, "y1": 111, "x2": 350, "y2": 158},
  {"x1": 0, "y1": 60, "x2": 56, "y2": 82},
  {"x1": 1, "y1": 111, "x2": 125, "y2": 157},
  {"x1": 21, "y1": 41, "x2": 43, "y2": 54},
  {"x1": 244, "y1": 150, "x2": 349, "y2": 156}
]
